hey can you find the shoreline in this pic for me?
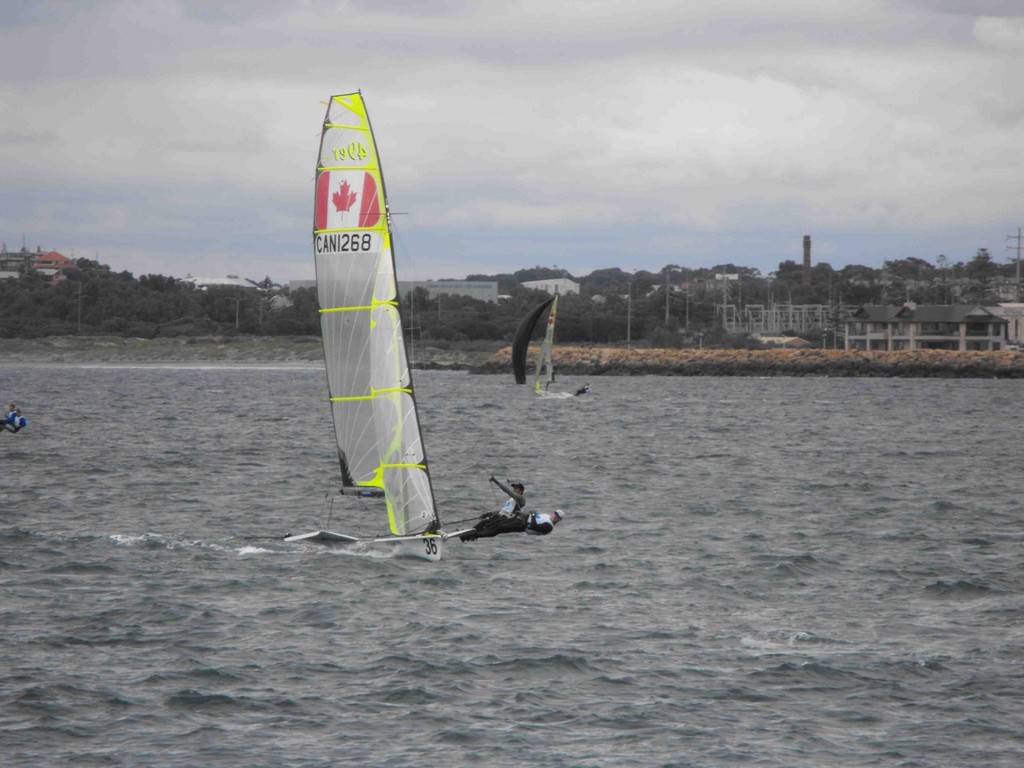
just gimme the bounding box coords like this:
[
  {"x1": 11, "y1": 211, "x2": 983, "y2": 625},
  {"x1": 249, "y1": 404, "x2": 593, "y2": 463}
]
[
  {"x1": 475, "y1": 345, "x2": 1024, "y2": 378},
  {"x1": 3, "y1": 336, "x2": 1024, "y2": 377}
]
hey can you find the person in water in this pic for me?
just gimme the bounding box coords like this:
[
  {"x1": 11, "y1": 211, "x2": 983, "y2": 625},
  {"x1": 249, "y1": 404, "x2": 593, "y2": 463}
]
[
  {"x1": 574, "y1": 383, "x2": 591, "y2": 396},
  {"x1": 1, "y1": 404, "x2": 26, "y2": 434}
]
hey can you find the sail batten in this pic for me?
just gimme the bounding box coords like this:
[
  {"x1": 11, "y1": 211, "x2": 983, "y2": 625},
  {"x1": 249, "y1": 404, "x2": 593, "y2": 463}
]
[{"x1": 320, "y1": 306, "x2": 373, "y2": 313}]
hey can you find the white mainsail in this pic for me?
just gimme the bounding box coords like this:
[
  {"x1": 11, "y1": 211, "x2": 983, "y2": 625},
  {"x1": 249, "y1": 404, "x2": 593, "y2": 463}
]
[
  {"x1": 534, "y1": 294, "x2": 559, "y2": 394},
  {"x1": 306, "y1": 92, "x2": 440, "y2": 547}
]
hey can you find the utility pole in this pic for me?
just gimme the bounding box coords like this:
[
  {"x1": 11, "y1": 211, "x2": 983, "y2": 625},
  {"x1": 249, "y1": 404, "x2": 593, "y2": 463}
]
[
  {"x1": 664, "y1": 269, "x2": 670, "y2": 324},
  {"x1": 626, "y1": 280, "x2": 632, "y2": 350},
  {"x1": 937, "y1": 254, "x2": 948, "y2": 304},
  {"x1": 1007, "y1": 227, "x2": 1023, "y2": 301}
]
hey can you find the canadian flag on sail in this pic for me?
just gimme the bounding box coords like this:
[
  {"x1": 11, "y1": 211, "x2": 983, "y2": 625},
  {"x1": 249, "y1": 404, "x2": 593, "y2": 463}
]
[{"x1": 314, "y1": 171, "x2": 381, "y2": 230}]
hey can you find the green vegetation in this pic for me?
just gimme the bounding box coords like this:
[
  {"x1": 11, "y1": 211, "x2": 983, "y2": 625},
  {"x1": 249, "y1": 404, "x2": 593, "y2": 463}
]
[
  {"x1": 1, "y1": 250, "x2": 1018, "y2": 346},
  {"x1": 0, "y1": 259, "x2": 319, "y2": 338}
]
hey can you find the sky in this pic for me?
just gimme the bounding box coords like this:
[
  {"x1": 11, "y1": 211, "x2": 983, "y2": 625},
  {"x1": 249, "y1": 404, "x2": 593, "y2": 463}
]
[{"x1": 2, "y1": 0, "x2": 1024, "y2": 284}]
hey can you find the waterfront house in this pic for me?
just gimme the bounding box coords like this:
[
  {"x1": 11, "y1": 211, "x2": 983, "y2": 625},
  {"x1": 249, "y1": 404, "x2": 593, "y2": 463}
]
[
  {"x1": 520, "y1": 277, "x2": 581, "y2": 296},
  {"x1": 843, "y1": 304, "x2": 1009, "y2": 351}
]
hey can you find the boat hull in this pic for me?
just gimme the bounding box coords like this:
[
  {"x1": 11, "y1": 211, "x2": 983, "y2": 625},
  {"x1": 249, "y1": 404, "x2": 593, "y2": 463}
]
[{"x1": 284, "y1": 530, "x2": 444, "y2": 562}]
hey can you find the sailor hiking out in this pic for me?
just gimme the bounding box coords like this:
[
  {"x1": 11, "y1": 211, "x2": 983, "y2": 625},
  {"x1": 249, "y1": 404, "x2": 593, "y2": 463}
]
[
  {"x1": 459, "y1": 476, "x2": 564, "y2": 542},
  {"x1": 496, "y1": 477, "x2": 525, "y2": 516},
  {"x1": 1, "y1": 404, "x2": 26, "y2": 434}
]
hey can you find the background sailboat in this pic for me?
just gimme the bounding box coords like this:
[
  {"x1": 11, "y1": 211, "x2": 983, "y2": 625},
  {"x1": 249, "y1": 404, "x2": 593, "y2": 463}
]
[
  {"x1": 511, "y1": 295, "x2": 572, "y2": 398},
  {"x1": 511, "y1": 297, "x2": 554, "y2": 385},
  {"x1": 284, "y1": 92, "x2": 445, "y2": 561}
]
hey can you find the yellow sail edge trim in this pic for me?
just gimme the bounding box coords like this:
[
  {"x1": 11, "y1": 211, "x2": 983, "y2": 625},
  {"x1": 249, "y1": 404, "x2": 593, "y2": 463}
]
[
  {"x1": 331, "y1": 95, "x2": 367, "y2": 120},
  {"x1": 364, "y1": 462, "x2": 425, "y2": 490},
  {"x1": 316, "y1": 165, "x2": 381, "y2": 174},
  {"x1": 318, "y1": 298, "x2": 396, "y2": 313},
  {"x1": 324, "y1": 122, "x2": 368, "y2": 131},
  {"x1": 328, "y1": 379, "x2": 409, "y2": 403},
  {"x1": 320, "y1": 305, "x2": 371, "y2": 314},
  {"x1": 371, "y1": 386, "x2": 412, "y2": 397}
]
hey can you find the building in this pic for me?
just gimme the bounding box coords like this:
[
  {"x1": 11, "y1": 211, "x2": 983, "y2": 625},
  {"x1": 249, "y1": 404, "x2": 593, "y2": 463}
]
[
  {"x1": 33, "y1": 251, "x2": 78, "y2": 284},
  {"x1": 989, "y1": 303, "x2": 1024, "y2": 347},
  {"x1": 0, "y1": 242, "x2": 35, "y2": 277},
  {"x1": 1, "y1": 243, "x2": 78, "y2": 282},
  {"x1": 520, "y1": 278, "x2": 580, "y2": 296},
  {"x1": 0, "y1": 249, "x2": 26, "y2": 279},
  {"x1": 182, "y1": 275, "x2": 257, "y2": 290},
  {"x1": 843, "y1": 304, "x2": 1009, "y2": 351}
]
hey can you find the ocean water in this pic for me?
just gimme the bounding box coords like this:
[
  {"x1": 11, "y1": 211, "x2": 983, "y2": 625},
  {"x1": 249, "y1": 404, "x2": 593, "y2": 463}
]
[{"x1": 1, "y1": 363, "x2": 1023, "y2": 767}]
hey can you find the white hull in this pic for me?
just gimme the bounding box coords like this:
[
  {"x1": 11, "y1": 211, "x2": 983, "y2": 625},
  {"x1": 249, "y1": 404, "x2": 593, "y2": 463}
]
[{"x1": 284, "y1": 530, "x2": 444, "y2": 562}]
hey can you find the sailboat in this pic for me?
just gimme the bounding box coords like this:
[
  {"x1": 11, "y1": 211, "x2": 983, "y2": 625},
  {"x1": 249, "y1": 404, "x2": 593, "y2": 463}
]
[
  {"x1": 284, "y1": 92, "x2": 453, "y2": 562},
  {"x1": 511, "y1": 295, "x2": 573, "y2": 398}
]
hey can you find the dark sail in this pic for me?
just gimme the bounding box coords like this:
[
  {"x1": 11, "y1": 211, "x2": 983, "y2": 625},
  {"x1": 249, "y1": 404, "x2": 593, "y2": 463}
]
[{"x1": 511, "y1": 297, "x2": 555, "y2": 384}]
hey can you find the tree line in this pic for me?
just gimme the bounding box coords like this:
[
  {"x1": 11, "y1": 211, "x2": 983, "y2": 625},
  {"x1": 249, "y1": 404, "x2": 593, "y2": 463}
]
[{"x1": 0, "y1": 249, "x2": 1017, "y2": 346}]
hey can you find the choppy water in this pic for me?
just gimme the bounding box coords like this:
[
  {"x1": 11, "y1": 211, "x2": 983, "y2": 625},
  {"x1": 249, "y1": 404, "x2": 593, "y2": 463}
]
[{"x1": 2, "y1": 364, "x2": 1023, "y2": 767}]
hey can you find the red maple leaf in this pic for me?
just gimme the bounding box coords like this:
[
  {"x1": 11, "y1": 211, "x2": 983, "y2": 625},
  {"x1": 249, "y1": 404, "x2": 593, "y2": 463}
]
[{"x1": 332, "y1": 180, "x2": 357, "y2": 213}]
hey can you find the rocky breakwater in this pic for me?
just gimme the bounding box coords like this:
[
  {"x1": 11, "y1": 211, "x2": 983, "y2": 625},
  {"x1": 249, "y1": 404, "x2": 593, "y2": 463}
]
[
  {"x1": 472, "y1": 346, "x2": 1024, "y2": 378},
  {"x1": 0, "y1": 336, "x2": 501, "y2": 367},
  {"x1": 0, "y1": 335, "x2": 326, "y2": 363}
]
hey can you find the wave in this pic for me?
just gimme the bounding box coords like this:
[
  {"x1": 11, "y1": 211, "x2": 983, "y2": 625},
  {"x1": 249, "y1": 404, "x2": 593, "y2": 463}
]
[{"x1": 924, "y1": 579, "x2": 992, "y2": 597}]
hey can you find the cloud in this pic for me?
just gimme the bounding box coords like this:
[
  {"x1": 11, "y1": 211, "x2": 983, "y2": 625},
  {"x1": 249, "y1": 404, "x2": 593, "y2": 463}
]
[
  {"x1": 2, "y1": 0, "x2": 1023, "y2": 281},
  {"x1": 973, "y1": 15, "x2": 1024, "y2": 48}
]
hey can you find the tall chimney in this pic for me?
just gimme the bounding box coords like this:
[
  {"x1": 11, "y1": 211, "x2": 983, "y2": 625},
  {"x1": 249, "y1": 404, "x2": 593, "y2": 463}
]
[{"x1": 802, "y1": 235, "x2": 811, "y2": 284}]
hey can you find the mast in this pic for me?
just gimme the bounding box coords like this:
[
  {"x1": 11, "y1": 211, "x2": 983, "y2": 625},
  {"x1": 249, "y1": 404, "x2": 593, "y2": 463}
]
[{"x1": 314, "y1": 92, "x2": 439, "y2": 535}]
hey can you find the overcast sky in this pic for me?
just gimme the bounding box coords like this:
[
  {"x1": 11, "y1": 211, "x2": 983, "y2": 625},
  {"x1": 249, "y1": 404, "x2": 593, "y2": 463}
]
[{"x1": 2, "y1": 0, "x2": 1023, "y2": 283}]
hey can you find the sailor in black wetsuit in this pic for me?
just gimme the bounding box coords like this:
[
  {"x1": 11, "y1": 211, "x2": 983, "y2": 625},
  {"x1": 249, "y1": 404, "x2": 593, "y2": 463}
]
[{"x1": 460, "y1": 476, "x2": 564, "y2": 541}]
